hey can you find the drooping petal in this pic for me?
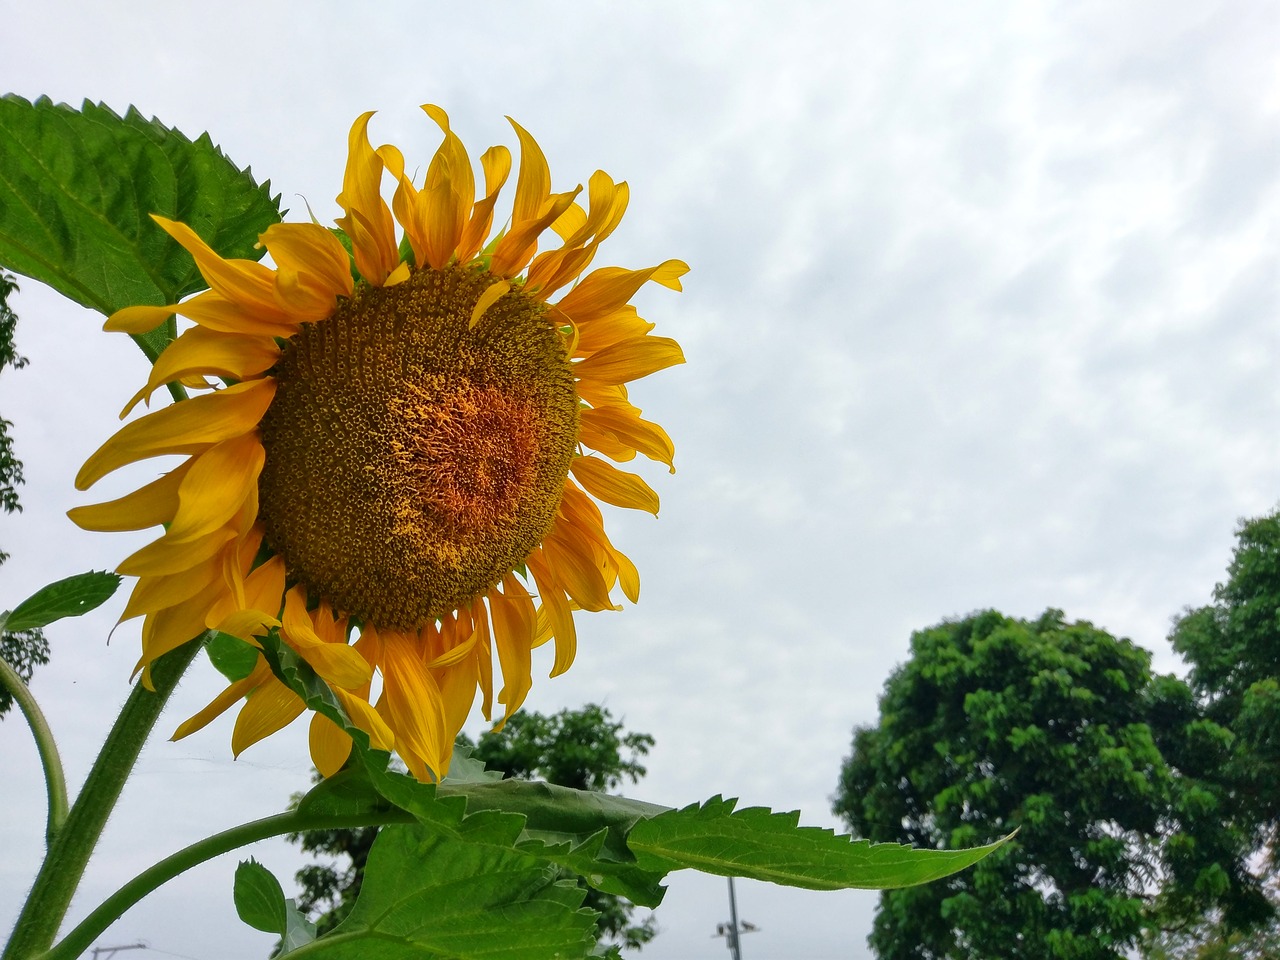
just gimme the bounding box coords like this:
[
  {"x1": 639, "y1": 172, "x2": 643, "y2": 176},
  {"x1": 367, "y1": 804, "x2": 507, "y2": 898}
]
[
  {"x1": 579, "y1": 404, "x2": 676, "y2": 472},
  {"x1": 309, "y1": 713, "x2": 353, "y2": 778},
  {"x1": 67, "y1": 462, "x2": 190, "y2": 532},
  {"x1": 380, "y1": 632, "x2": 448, "y2": 780},
  {"x1": 573, "y1": 335, "x2": 685, "y2": 386},
  {"x1": 232, "y1": 677, "x2": 305, "y2": 756},
  {"x1": 488, "y1": 573, "x2": 536, "y2": 719},
  {"x1": 76, "y1": 380, "x2": 275, "y2": 490},
  {"x1": 165, "y1": 433, "x2": 265, "y2": 544},
  {"x1": 570, "y1": 456, "x2": 660, "y2": 515},
  {"x1": 121, "y1": 327, "x2": 280, "y2": 416}
]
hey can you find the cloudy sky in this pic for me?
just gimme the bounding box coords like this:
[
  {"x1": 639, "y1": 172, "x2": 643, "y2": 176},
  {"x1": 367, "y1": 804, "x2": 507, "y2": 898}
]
[{"x1": 1, "y1": 1, "x2": 1276, "y2": 958}]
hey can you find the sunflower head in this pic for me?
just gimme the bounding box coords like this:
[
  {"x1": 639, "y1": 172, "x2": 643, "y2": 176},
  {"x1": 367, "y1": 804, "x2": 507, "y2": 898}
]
[{"x1": 70, "y1": 105, "x2": 686, "y2": 782}]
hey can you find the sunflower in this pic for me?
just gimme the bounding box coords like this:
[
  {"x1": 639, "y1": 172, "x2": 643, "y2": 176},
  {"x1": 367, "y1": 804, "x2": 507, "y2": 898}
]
[{"x1": 69, "y1": 106, "x2": 686, "y2": 782}]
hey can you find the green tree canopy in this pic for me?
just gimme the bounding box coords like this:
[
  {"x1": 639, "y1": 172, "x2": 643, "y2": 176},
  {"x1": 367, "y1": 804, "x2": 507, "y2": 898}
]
[
  {"x1": 833, "y1": 609, "x2": 1266, "y2": 960},
  {"x1": 292, "y1": 703, "x2": 657, "y2": 949},
  {"x1": 1169, "y1": 511, "x2": 1280, "y2": 838}
]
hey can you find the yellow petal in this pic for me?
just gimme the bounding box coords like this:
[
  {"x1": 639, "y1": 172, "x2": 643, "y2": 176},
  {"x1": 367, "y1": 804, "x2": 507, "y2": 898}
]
[
  {"x1": 335, "y1": 688, "x2": 397, "y2": 752},
  {"x1": 458, "y1": 145, "x2": 512, "y2": 262},
  {"x1": 570, "y1": 456, "x2": 660, "y2": 515},
  {"x1": 281, "y1": 585, "x2": 372, "y2": 689},
  {"x1": 76, "y1": 379, "x2": 275, "y2": 490},
  {"x1": 309, "y1": 713, "x2": 353, "y2": 778},
  {"x1": 261, "y1": 222, "x2": 354, "y2": 316},
  {"x1": 67, "y1": 461, "x2": 189, "y2": 532},
  {"x1": 527, "y1": 550, "x2": 577, "y2": 677},
  {"x1": 556, "y1": 260, "x2": 688, "y2": 323},
  {"x1": 380, "y1": 632, "x2": 447, "y2": 780},
  {"x1": 542, "y1": 523, "x2": 614, "y2": 613},
  {"x1": 118, "y1": 525, "x2": 237, "y2": 578},
  {"x1": 232, "y1": 677, "x2": 305, "y2": 756},
  {"x1": 469, "y1": 279, "x2": 510, "y2": 330},
  {"x1": 574, "y1": 336, "x2": 684, "y2": 386},
  {"x1": 488, "y1": 574, "x2": 535, "y2": 718},
  {"x1": 121, "y1": 327, "x2": 280, "y2": 417},
  {"x1": 152, "y1": 216, "x2": 283, "y2": 315},
  {"x1": 105, "y1": 305, "x2": 176, "y2": 334},
  {"x1": 335, "y1": 112, "x2": 400, "y2": 285},
  {"x1": 579, "y1": 404, "x2": 676, "y2": 472},
  {"x1": 172, "y1": 660, "x2": 270, "y2": 740},
  {"x1": 165, "y1": 433, "x2": 265, "y2": 544}
]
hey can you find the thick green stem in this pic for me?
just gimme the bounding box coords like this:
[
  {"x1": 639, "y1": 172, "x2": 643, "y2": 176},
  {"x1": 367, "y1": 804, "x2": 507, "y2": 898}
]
[
  {"x1": 0, "y1": 653, "x2": 68, "y2": 847},
  {"x1": 42, "y1": 808, "x2": 412, "y2": 960},
  {"x1": 3, "y1": 637, "x2": 203, "y2": 960}
]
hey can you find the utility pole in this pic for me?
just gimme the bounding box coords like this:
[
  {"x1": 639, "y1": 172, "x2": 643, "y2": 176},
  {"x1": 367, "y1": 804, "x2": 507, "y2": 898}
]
[
  {"x1": 713, "y1": 877, "x2": 758, "y2": 959},
  {"x1": 90, "y1": 942, "x2": 147, "y2": 960}
]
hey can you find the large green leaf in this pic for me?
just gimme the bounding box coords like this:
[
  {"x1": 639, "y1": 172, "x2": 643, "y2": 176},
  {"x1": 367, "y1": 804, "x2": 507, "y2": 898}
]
[
  {"x1": 266, "y1": 632, "x2": 1006, "y2": 913},
  {"x1": 291, "y1": 823, "x2": 596, "y2": 960},
  {"x1": 0, "y1": 570, "x2": 120, "y2": 633},
  {"x1": 0, "y1": 95, "x2": 280, "y2": 357},
  {"x1": 628, "y1": 796, "x2": 1009, "y2": 889}
]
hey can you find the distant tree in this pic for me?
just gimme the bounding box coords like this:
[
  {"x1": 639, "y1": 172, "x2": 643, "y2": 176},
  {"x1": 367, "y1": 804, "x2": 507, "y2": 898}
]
[
  {"x1": 0, "y1": 272, "x2": 49, "y2": 718},
  {"x1": 1169, "y1": 511, "x2": 1280, "y2": 842},
  {"x1": 833, "y1": 609, "x2": 1264, "y2": 960},
  {"x1": 292, "y1": 703, "x2": 657, "y2": 949},
  {"x1": 1141, "y1": 510, "x2": 1280, "y2": 957}
]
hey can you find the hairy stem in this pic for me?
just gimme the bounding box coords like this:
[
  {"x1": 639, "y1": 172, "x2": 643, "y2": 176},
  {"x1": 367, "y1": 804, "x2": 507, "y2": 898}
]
[
  {"x1": 43, "y1": 809, "x2": 413, "y2": 960},
  {"x1": 3, "y1": 637, "x2": 203, "y2": 960},
  {"x1": 0, "y1": 653, "x2": 68, "y2": 847}
]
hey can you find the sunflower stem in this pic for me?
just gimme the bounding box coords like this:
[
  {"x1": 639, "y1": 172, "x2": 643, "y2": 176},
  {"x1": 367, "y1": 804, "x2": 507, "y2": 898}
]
[
  {"x1": 41, "y1": 808, "x2": 414, "y2": 960},
  {"x1": 2, "y1": 637, "x2": 204, "y2": 960},
  {"x1": 0, "y1": 652, "x2": 68, "y2": 849}
]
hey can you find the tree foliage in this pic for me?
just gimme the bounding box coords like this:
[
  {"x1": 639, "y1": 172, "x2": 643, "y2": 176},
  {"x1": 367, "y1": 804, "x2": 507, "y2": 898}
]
[
  {"x1": 1169, "y1": 512, "x2": 1280, "y2": 841},
  {"x1": 834, "y1": 609, "x2": 1266, "y2": 960},
  {"x1": 0, "y1": 271, "x2": 49, "y2": 718},
  {"x1": 292, "y1": 704, "x2": 657, "y2": 949}
]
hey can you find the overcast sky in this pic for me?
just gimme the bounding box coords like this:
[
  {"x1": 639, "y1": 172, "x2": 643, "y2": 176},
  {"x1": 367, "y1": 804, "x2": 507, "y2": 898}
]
[{"x1": 1, "y1": 2, "x2": 1277, "y2": 958}]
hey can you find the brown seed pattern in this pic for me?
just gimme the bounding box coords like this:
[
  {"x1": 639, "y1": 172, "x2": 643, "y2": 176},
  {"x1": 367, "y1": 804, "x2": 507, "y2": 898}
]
[{"x1": 257, "y1": 264, "x2": 578, "y2": 627}]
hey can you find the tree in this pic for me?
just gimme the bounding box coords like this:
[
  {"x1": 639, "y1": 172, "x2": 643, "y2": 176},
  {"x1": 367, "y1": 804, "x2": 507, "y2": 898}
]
[
  {"x1": 0, "y1": 271, "x2": 49, "y2": 718},
  {"x1": 1169, "y1": 511, "x2": 1280, "y2": 842},
  {"x1": 291, "y1": 703, "x2": 657, "y2": 949},
  {"x1": 1141, "y1": 510, "x2": 1280, "y2": 957},
  {"x1": 833, "y1": 609, "x2": 1263, "y2": 960}
]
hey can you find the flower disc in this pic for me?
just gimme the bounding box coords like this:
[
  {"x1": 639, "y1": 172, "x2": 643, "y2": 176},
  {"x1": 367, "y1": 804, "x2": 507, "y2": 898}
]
[{"x1": 257, "y1": 264, "x2": 579, "y2": 627}]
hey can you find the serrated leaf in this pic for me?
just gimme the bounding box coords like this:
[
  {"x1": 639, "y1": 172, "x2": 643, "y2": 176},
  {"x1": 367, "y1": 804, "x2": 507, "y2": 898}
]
[
  {"x1": 234, "y1": 858, "x2": 287, "y2": 935},
  {"x1": 2, "y1": 571, "x2": 121, "y2": 633},
  {"x1": 206, "y1": 630, "x2": 259, "y2": 681},
  {"x1": 269, "y1": 631, "x2": 1003, "y2": 923},
  {"x1": 298, "y1": 823, "x2": 597, "y2": 960},
  {"x1": 0, "y1": 95, "x2": 280, "y2": 357},
  {"x1": 627, "y1": 796, "x2": 1009, "y2": 890}
]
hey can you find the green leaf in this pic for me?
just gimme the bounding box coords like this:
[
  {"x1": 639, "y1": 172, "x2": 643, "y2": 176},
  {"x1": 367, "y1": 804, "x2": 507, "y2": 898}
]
[
  {"x1": 269, "y1": 631, "x2": 1003, "y2": 928},
  {"x1": 234, "y1": 858, "x2": 287, "y2": 935},
  {"x1": 281, "y1": 899, "x2": 319, "y2": 954},
  {"x1": 206, "y1": 631, "x2": 259, "y2": 682},
  {"x1": 627, "y1": 796, "x2": 1011, "y2": 890},
  {"x1": 2, "y1": 571, "x2": 121, "y2": 633},
  {"x1": 0, "y1": 95, "x2": 281, "y2": 358},
  {"x1": 294, "y1": 823, "x2": 597, "y2": 960}
]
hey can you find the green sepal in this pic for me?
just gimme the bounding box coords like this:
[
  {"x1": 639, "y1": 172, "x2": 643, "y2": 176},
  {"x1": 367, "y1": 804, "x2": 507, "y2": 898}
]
[
  {"x1": 205, "y1": 631, "x2": 259, "y2": 682},
  {"x1": 1, "y1": 571, "x2": 121, "y2": 634}
]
